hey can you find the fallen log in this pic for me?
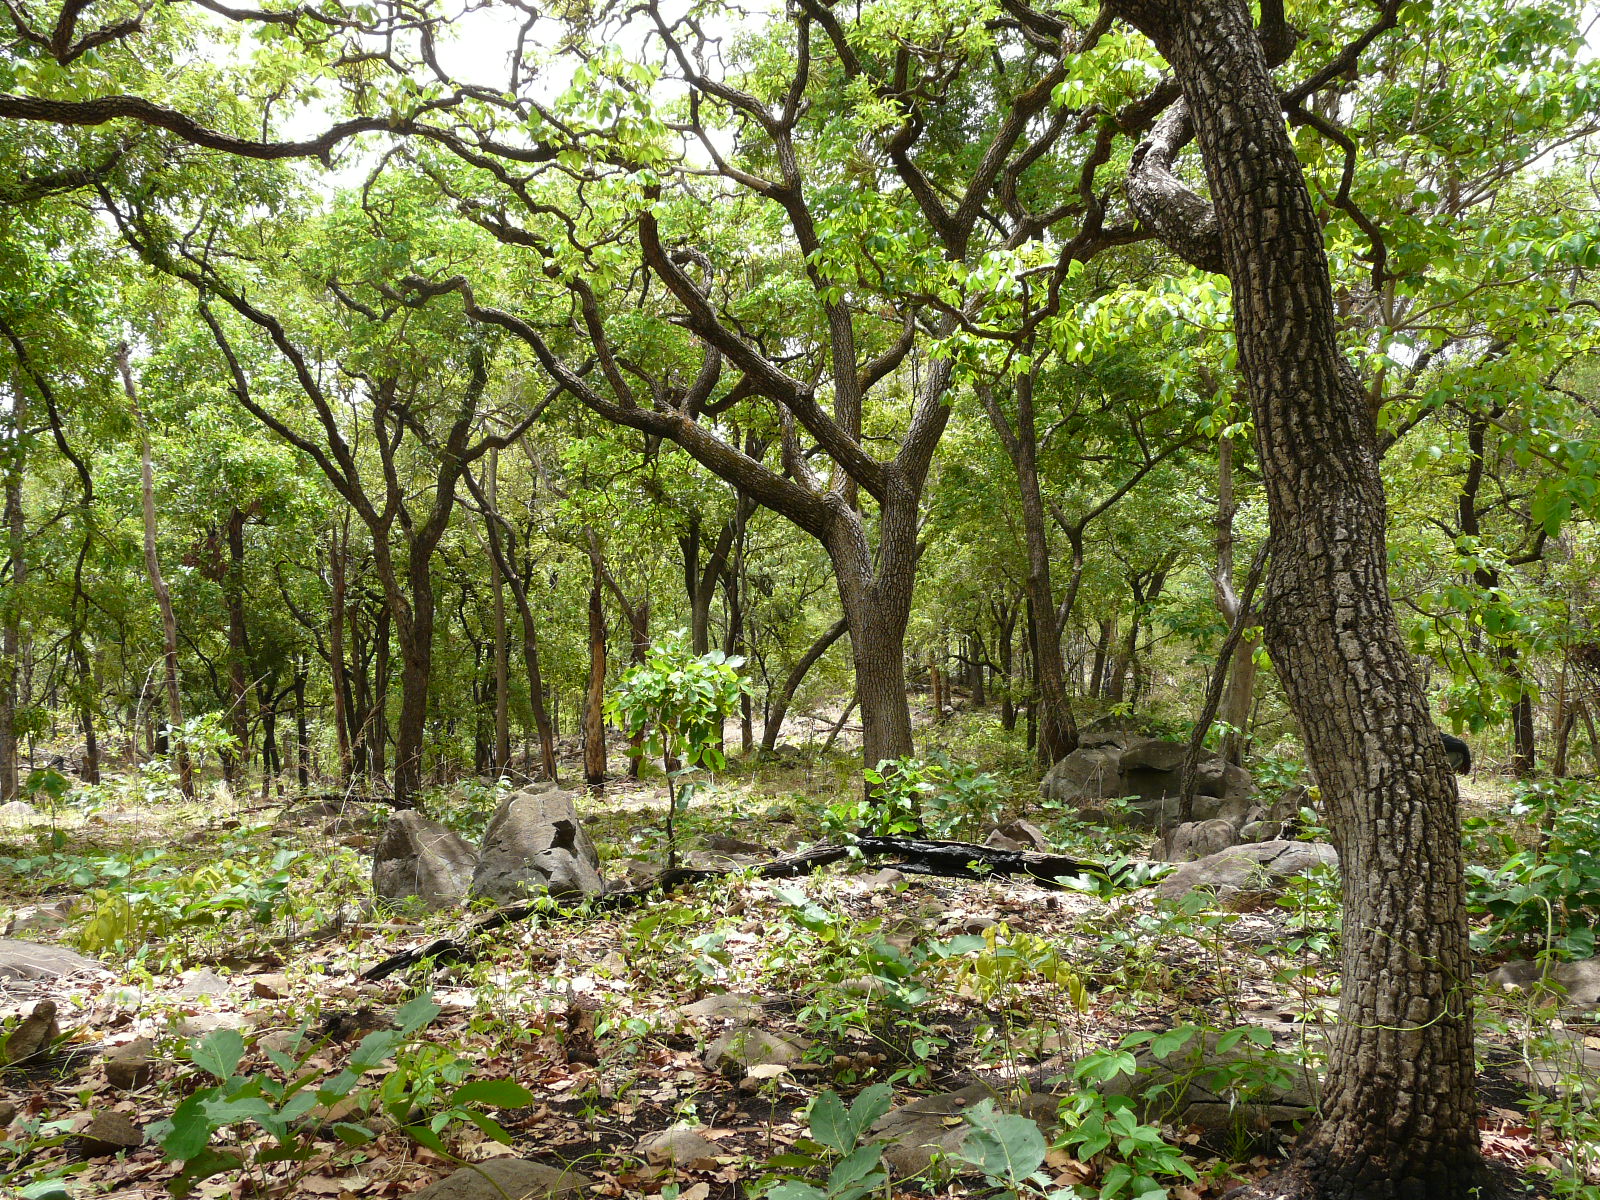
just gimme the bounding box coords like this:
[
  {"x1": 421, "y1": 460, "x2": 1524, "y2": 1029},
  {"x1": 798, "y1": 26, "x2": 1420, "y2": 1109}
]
[{"x1": 357, "y1": 836, "x2": 1124, "y2": 982}]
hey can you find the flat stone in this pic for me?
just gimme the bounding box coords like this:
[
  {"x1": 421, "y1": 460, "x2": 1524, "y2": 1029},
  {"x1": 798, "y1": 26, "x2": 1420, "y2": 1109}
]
[
  {"x1": 74, "y1": 1111, "x2": 145, "y2": 1158},
  {"x1": 637, "y1": 1126, "x2": 720, "y2": 1169},
  {"x1": 2, "y1": 999, "x2": 59, "y2": 1063},
  {"x1": 684, "y1": 993, "x2": 764, "y2": 1023},
  {"x1": 1154, "y1": 840, "x2": 1338, "y2": 909},
  {"x1": 703, "y1": 1025, "x2": 807, "y2": 1074},
  {"x1": 177, "y1": 969, "x2": 232, "y2": 1000},
  {"x1": 0, "y1": 939, "x2": 107, "y2": 981},
  {"x1": 407, "y1": 1158, "x2": 591, "y2": 1200},
  {"x1": 5, "y1": 899, "x2": 74, "y2": 936}
]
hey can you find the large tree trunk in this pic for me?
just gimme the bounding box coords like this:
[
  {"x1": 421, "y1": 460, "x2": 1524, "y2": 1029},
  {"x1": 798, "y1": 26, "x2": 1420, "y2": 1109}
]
[
  {"x1": 118, "y1": 345, "x2": 193, "y2": 799},
  {"x1": 391, "y1": 553, "x2": 434, "y2": 807},
  {"x1": 827, "y1": 498, "x2": 916, "y2": 771},
  {"x1": 1114, "y1": 1, "x2": 1486, "y2": 1193}
]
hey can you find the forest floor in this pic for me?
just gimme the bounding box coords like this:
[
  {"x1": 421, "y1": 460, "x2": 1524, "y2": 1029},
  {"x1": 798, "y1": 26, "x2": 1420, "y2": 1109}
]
[{"x1": 0, "y1": 715, "x2": 1593, "y2": 1200}]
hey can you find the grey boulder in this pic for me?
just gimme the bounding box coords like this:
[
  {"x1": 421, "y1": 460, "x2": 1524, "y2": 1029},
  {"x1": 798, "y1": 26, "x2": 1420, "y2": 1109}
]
[
  {"x1": 1164, "y1": 818, "x2": 1240, "y2": 863},
  {"x1": 0, "y1": 939, "x2": 108, "y2": 981},
  {"x1": 1486, "y1": 957, "x2": 1600, "y2": 1012},
  {"x1": 1040, "y1": 738, "x2": 1255, "y2": 828},
  {"x1": 471, "y1": 786, "x2": 603, "y2": 904},
  {"x1": 373, "y1": 811, "x2": 478, "y2": 910},
  {"x1": 1155, "y1": 840, "x2": 1338, "y2": 909}
]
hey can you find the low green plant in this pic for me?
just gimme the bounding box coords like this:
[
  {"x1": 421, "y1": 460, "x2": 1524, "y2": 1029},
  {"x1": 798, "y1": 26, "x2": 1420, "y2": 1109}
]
[
  {"x1": 1054, "y1": 1042, "x2": 1199, "y2": 1200},
  {"x1": 823, "y1": 754, "x2": 1007, "y2": 844},
  {"x1": 73, "y1": 849, "x2": 303, "y2": 955},
  {"x1": 151, "y1": 994, "x2": 533, "y2": 1197},
  {"x1": 1467, "y1": 778, "x2": 1600, "y2": 960},
  {"x1": 764, "y1": 1083, "x2": 894, "y2": 1200}
]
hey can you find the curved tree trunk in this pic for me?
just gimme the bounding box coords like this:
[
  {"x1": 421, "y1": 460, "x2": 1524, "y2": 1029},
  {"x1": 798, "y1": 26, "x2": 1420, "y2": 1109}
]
[
  {"x1": 761, "y1": 617, "x2": 849, "y2": 753},
  {"x1": 1112, "y1": 0, "x2": 1486, "y2": 1193}
]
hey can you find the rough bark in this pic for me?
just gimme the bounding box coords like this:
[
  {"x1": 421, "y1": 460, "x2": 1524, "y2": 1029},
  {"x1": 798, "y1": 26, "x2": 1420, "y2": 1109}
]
[
  {"x1": 224, "y1": 506, "x2": 251, "y2": 784},
  {"x1": 487, "y1": 449, "x2": 511, "y2": 773},
  {"x1": 327, "y1": 526, "x2": 353, "y2": 784},
  {"x1": 1111, "y1": 0, "x2": 1487, "y2": 1193}
]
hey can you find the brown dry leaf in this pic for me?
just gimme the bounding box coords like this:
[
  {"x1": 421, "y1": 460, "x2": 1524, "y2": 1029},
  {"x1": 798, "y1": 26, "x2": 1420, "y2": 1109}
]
[
  {"x1": 299, "y1": 1176, "x2": 349, "y2": 1194},
  {"x1": 678, "y1": 1184, "x2": 711, "y2": 1200}
]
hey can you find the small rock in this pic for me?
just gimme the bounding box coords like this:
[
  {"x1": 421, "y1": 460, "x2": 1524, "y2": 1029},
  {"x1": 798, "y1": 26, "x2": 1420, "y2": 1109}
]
[
  {"x1": 175, "y1": 1012, "x2": 246, "y2": 1038},
  {"x1": 637, "y1": 1126, "x2": 721, "y2": 1169},
  {"x1": 2, "y1": 999, "x2": 60, "y2": 1064},
  {"x1": 684, "y1": 993, "x2": 763, "y2": 1023},
  {"x1": 703, "y1": 1025, "x2": 807, "y2": 1074},
  {"x1": 4, "y1": 899, "x2": 74, "y2": 936},
  {"x1": 471, "y1": 787, "x2": 604, "y2": 904},
  {"x1": 408, "y1": 1158, "x2": 591, "y2": 1200},
  {"x1": 177, "y1": 968, "x2": 232, "y2": 1001},
  {"x1": 103, "y1": 1037, "x2": 155, "y2": 1090},
  {"x1": 1486, "y1": 957, "x2": 1600, "y2": 1012},
  {"x1": 987, "y1": 820, "x2": 1050, "y2": 851},
  {"x1": 1164, "y1": 819, "x2": 1240, "y2": 863},
  {"x1": 0, "y1": 800, "x2": 42, "y2": 826},
  {"x1": 250, "y1": 973, "x2": 289, "y2": 1000},
  {"x1": 74, "y1": 1111, "x2": 145, "y2": 1158},
  {"x1": 0, "y1": 1099, "x2": 16, "y2": 1127},
  {"x1": 1154, "y1": 840, "x2": 1337, "y2": 909}
]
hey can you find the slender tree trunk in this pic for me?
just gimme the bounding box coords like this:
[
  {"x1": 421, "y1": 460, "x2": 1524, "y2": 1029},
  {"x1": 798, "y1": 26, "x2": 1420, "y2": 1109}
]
[
  {"x1": 224, "y1": 506, "x2": 251, "y2": 786},
  {"x1": 1112, "y1": 1, "x2": 1487, "y2": 1190},
  {"x1": 327, "y1": 527, "x2": 353, "y2": 784},
  {"x1": 762, "y1": 617, "x2": 848, "y2": 753},
  {"x1": 293, "y1": 667, "x2": 310, "y2": 790},
  {"x1": 117, "y1": 345, "x2": 193, "y2": 799},
  {"x1": 488, "y1": 449, "x2": 511, "y2": 774},
  {"x1": 996, "y1": 602, "x2": 1017, "y2": 731},
  {"x1": 390, "y1": 551, "x2": 435, "y2": 807},
  {"x1": 1089, "y1": 619, "x2": 1112, "y2": 698},
  {"x1": 980, "y1": 378, "x2": 1077, "y2": 766},
  {"x1": 0, "y1": 379, "x2": 24, "y2": 801},
  {"x1": 584, "y1": 573, "x2": 607, "y2": 787},
  {"x1": 372, "y1": 602, "x2": 390, "y2": 783}
]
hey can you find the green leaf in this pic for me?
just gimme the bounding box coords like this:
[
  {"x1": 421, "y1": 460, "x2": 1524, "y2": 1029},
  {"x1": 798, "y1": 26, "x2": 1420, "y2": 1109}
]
[
  {"x1": 449, "y1": 1079, "x2": 536, "y2": 1108},
  {"x1": 188, "y1": 1029, "x2": 245, "y2": 1081},
  {"x1": 953, "y1": 1100, "x2": 1046, "y2": 1186}
]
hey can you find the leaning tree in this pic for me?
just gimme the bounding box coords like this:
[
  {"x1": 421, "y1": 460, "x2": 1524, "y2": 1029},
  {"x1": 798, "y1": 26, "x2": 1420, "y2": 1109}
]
[{"x1": 1109, "y1": 0, "x2": 1489, "y2": 1192}]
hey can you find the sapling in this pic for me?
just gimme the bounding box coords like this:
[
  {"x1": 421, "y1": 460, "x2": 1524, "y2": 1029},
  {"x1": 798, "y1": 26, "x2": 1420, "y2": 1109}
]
[{"x1": 604, "y1": 630, "x2": 748, "y2": 870}]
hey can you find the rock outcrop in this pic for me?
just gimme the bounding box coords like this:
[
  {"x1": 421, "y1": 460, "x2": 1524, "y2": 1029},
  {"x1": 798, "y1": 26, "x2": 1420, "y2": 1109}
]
[
  {"x1": 372, "y1": 811, "x2": 478, "y2": 911},
  {"x1": 471, "y1": 785, "x2": 604, "y2": 904},
  {"x1": 1155, "y1": 840, "x2": 1338, "y2": 909},
  {"x1": 1040, "y1": 737, "x2": 1255, "y2": 828}
]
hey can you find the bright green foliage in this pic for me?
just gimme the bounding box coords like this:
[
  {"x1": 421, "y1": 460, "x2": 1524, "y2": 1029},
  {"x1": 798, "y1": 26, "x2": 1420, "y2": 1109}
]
[
  {"x1": 151, "y1": 995, "x2": 534, "y2": 1197},
  {"x1": 1467, "y1": 778, "x2": 1600, "y2": 960},
  {"x1": 952, "y1": 1100, "x2": 1051, "y2": 1195},
  {"x1": 763, "y1": 1083, "x2": 893, "y2": 1200},
  {"x1": 606, "y1": 630, "x2": 749, "y2": 867}
]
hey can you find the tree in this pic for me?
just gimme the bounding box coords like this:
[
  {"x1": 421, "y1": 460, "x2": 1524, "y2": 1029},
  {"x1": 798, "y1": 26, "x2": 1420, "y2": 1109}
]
[{"x1": 1110, "y1": 0, "x2": 1486, "y2": 1192}]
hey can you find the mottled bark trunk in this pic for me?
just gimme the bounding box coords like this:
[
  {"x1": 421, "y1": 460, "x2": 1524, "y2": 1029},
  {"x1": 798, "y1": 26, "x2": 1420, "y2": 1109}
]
[
  {"x1": 390, "y1": 552, "x2": 435, "y2": 808},
  {"x1": 1111, "y1": 0, "x2": 1485, "y2": 1192},
  {"x1": 826, "y1": 493, "x2": 916, "y2": 771}
]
